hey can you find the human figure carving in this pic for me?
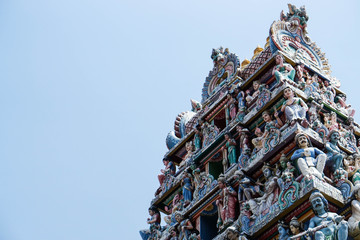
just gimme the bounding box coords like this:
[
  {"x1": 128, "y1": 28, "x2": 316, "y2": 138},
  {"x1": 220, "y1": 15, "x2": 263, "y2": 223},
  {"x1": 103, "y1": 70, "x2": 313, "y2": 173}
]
[
  {"x1": 272, "y1": 54, "x2": 295, "y2": 86},
  {"x1": 281, "y1": 87, "x2": 308, "y2": 126},
  {"x1": 291, "y1": 132, "x2": 326, "y2": 180}
]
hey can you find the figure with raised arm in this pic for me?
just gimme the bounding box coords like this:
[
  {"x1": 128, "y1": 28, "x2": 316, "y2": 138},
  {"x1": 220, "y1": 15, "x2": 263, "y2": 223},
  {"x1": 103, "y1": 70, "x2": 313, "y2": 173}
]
[{"x1": 281, "y1": 86, "x2": 308, "y2": 126}]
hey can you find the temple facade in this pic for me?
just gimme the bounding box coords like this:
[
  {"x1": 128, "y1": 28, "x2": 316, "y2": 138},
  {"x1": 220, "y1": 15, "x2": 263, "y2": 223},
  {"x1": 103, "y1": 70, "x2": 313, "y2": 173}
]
[{"x1": 140, "y1": 4, "x2": 360, "y2": 240}]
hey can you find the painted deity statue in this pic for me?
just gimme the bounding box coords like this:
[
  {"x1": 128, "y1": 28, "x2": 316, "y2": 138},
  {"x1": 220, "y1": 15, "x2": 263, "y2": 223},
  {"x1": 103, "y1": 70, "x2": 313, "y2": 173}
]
[
  {"x1": 180, "y1": 142, "x2": 194, "y2": 169},
  {"x1": 261, "y1": 110, "x2": 283, "y2": 153},
  {"x1": 175, "y1": 212, "x2": 194, "y2": 240},
  {"x1": 216, "y1": 174, "x2": 238, "y2": 229},
  {"x1": 281, "y1": 87, "x2": 308, "y2": 126},
  {"x1": 307, "y1": 191, "x2": 348, "y2": 240},
  {"x1": 226, "y1": 93, "x2": 238, "y2": 122},
  {"x1": 158, "y1": 157, "x2": 176, "y2": 191},
  {"x1": 278, "y1": 221, "x2": 290, "y2": 240},
  {"x1": 181, "y1": 172, "x2": 193, "y2": 206},
  {"x1": 223, "y1": 133, "x2": 237, "y2": 166},
  {"x1": 193, "y1": 125, "x2": 202, "y2": 152},
  {"x1": 295, "y1": 63, "x2": 307, "y2": 86},
  {"x1": 348, "y1": 185, "x2": 360, "y2": 239},
  {"x1": 236, "y1": 126, "x2": 252, "y2": 168},
  {"x1": 250, "y1": 164, "x2": 279, "y2": 217},
  {"x1": 236, "y1": 90, "x2": 247, "y2": 121},
  {"x1": 272, "y1": 54, "x2": 295, "y2": 86},
  {"x1": 321, "y1": 79, "x2": 336, "y2": 107},
  {"x1": 304, "y1": 74, "x2": 321, "y2": 100},
  {"x1": 140, "y1": 206, "x2": 161, "y2": 240},
  {"x1": 288, "y1": 216, "x2": 311, "y2": 240},
  {"x1": 234, "y1": 170, "x2": 262, "y2": 203},
  {"x1": 291, "y1": 132, "x2": 326, "y2": 181},
  {"x1": 335, "y1": 93, "x2": 355, "y2": 118},
  {"x1": 245, "y1": 80, "x2": 260, "y2": 104},
  {"x1": 326, "y1": 130, "x2": 344, "y2": 173}
]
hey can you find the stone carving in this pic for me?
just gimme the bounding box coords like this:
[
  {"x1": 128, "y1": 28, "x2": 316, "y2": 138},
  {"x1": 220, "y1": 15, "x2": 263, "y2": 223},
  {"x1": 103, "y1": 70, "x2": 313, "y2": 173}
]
[
  {"x1": 278, "y1": 170, "x2": 299, "y2": 210},
  {"x1": 181, "y1": 172, "x2": 193, "y2": 206},
  {"x1": 140, "y1": 206, "x2": 161, "y2": 240},
  {"x1": 175, "y1": 212, "x2": 194, "y2": 240},
  {"x1": 325, "y1": 130, "x2": 344, "y2": 174},
  {"x1": 222, "y1": 132, "x2": 237, "y2": 167},
  {"x1": 349, "y1": 185, "x2": 360, "y2": 239},
  {"x1": 202, "y1": 122, "x2": 220, "y2": 148},
  {"x1": 158, "y1": 157, "x2": 176, "y2": 195},
  {"x1": 261, "y1": 110, "x2": 283, "y2": 154},
  {"x1": 278, "y1": 220, "x2": 290, "y2": 240}
]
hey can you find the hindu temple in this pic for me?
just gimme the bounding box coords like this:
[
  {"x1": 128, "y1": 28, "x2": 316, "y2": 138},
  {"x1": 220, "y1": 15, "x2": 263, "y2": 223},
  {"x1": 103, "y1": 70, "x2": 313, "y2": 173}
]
[{"x1": 140, "y1": 4, "x2": 360, "y2": 240}]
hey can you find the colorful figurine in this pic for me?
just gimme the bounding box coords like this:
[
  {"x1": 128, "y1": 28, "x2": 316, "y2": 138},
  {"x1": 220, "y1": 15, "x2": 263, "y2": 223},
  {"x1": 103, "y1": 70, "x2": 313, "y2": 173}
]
[
  {"x1": 307, "y1": 191, "x2": 348, "y2": 240},
  {"x1": 272, "y1": 54, "x2": 295, "y2": 86},
  {"x1": 223, "y1": 132, "x2": 237, "y2": 166},
  {"x1": 325, "y1": 130, "x2": 344, "y2": 173},
  {"x1": 140, "y1": 206, "x2": 161, "y2": 240},
  {"x1": 193, "y1": 125, "x2": 202, "y2": 152},
  {"x1": 216, "y1": 174, "x2": 238, "y2": 229},
  {"x1": 281, "y1": 87, "x2": 308, "y2": 126},
  {"x1": 291, "y1": 132, "x2": 326, "y2": 180},
  {"x1": 348, "y1": 185, "x2": 360, "y2": 239},
  {"x1": 261, "y1": 110, "x2": 283, "y2": 153},
  {"x1": 175, "y1": 212, "x2": 194, "y2": 240},
  {"x1": 245, "y1": 80, "x2": 260, "y2": 104},
  {"x1": 181, "y1": 172, "x2": 193, "y2": 206},
  {"x1": 278, "y1": 221, "x2": 290, "y2": 240}
]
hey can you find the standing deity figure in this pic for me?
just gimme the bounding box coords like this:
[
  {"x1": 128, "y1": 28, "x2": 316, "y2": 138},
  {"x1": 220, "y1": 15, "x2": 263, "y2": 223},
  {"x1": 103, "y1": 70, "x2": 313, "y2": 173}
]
[
  {"x1": 307, "y1": 191, "x2": 348, "y2": 240},
  {"x1": 261, "y1": 110, "x2": 283, "y2": 153},
  {"x1": 295, "y1": 63, "x2": 307, "y2": 85},
  {"x1": 216, "y1": 174, "x2": 238, "y2": 229},
  {"x1": 236, "y1": 126, "x2": 251, "y2": 155},
  {"x1": 291, "y1": 132, "x2": 326, "y2": 180},
  {"x1": 193, "y1": 125, "x2": 202, "y2": 152},
  {"x1": 236, "y1": 90, "x2": 247, "y2": 121},
  {"x1": 326, "y1": 130, "x2": 344, "y2": 173},
  {"x1": 181, "y1": 172, "x2": 193, "y2": 206},
  {"x1": 272, "y1": 54, "x2": 296, "y2": 86},
  {"x1": 175, "y1": 212, "x2": 194, "y2": 240},
  {"x1": 223, "y1": 133, "x2": 237, "y2": 166},
  {"x1": 226, "y1": 93, "x2": 238, "y2": 122},
  {"x1": 140, "y1": 206, "x2": 161, "y2": 240},
  {"x1": 281, "y1": 87, "x2": 308, "y2": 126},
  {"x1": 348, "y1": 185, "x2": 360, "y2": 239}
]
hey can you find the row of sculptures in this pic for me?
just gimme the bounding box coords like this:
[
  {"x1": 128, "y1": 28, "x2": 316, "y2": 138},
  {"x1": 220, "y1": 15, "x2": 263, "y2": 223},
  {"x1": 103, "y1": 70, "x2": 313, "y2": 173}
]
[
  {"x1": 145, "y1": 133, "x2": 360, "y2": 239},
  {"x1": 143, "y1": 54, "x2": 359, "y2": 239}
]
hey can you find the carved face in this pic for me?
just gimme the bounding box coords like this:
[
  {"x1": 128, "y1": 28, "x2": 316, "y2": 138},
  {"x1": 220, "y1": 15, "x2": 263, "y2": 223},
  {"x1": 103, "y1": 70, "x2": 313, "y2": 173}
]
[
  {"x1": 330, "y1": 131, "x2": 340, "y2": 142},
  {"x1": 224, "y1": 134, "x2": 230, "y2": 141},
  {"x1": 290, "y1": 225, "x2": 299, "y2": 235},
  {"x1": 263, "y1": 168, "x2": 272, "y2": 178},
  {"x1": 262, "y1": 112, "x2": 271, "y2": 122},
  {"x1": 311, "y1": 196, "x2": 324, "y2": 213},
  {"x1": 163, "y1": 160, "x2": 169, "y2": 166},
  {"x1": 298, "y1": 135, "x2": 309, "y2": 148},
  {"x1": 253, "y1": 81, "x2": 260, "y2": 91},
  {"x1": 149, "y1": 209, "x2": 154, "y2": 216},
  {"x1": 275, "y1": 55, "x2": 283, "y2": 65},
  {"x1": 284, "y1": 87, "x2": 294, "y2": 99},
  {"x1": 218, "y1": 181, "x2": 225, "y2": 189}
]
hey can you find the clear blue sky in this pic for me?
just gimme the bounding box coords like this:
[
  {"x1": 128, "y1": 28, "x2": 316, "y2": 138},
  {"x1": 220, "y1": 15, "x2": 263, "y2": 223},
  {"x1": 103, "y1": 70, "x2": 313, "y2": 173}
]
[{"x1": 0, "y1": 0, "x2": 359, "y2": 239}]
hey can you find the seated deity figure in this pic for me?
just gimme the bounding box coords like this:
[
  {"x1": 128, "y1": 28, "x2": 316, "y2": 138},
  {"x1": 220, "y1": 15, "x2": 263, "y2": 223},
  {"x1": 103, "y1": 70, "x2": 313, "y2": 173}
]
[
  {"x1": 291, "y1": 132, "x2": 326, "y2": 181},
  {"x1": 216, "y1": 174, "x2": 238, "y2": 229},
  {"x1": 348, "y1": 185, "x2": 360, "y2": 239},
  {"x1": 325, "y1": 130, "x2": 344, "y2": 173},
  {"x1": 234, "y1": 170, "x2": 262, "y2": 203},
  {"x1": 158, "y1": 157, "x2": 176, "y2": 186},
  {"x1": 245, "y1": 80, "x2": 261, "y2": 103},
  {"x1": 307, "y1": 191, "x2": 348, "y2": 240},
  {"x1": 260, "y1": 110, "x2": 283, "y2": 153},
  {"x1": 272, "y1": 54, "x2": 295, "y2": 86},
  {"x1": 281, "y1": 87, "x2": 308, "y2": 126}
]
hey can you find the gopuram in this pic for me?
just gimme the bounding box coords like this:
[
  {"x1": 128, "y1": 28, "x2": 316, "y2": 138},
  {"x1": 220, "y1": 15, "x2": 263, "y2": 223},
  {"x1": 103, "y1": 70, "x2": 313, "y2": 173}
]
[{"x1": 140, "y1": 4, "x2": 360, "y2": 240}]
